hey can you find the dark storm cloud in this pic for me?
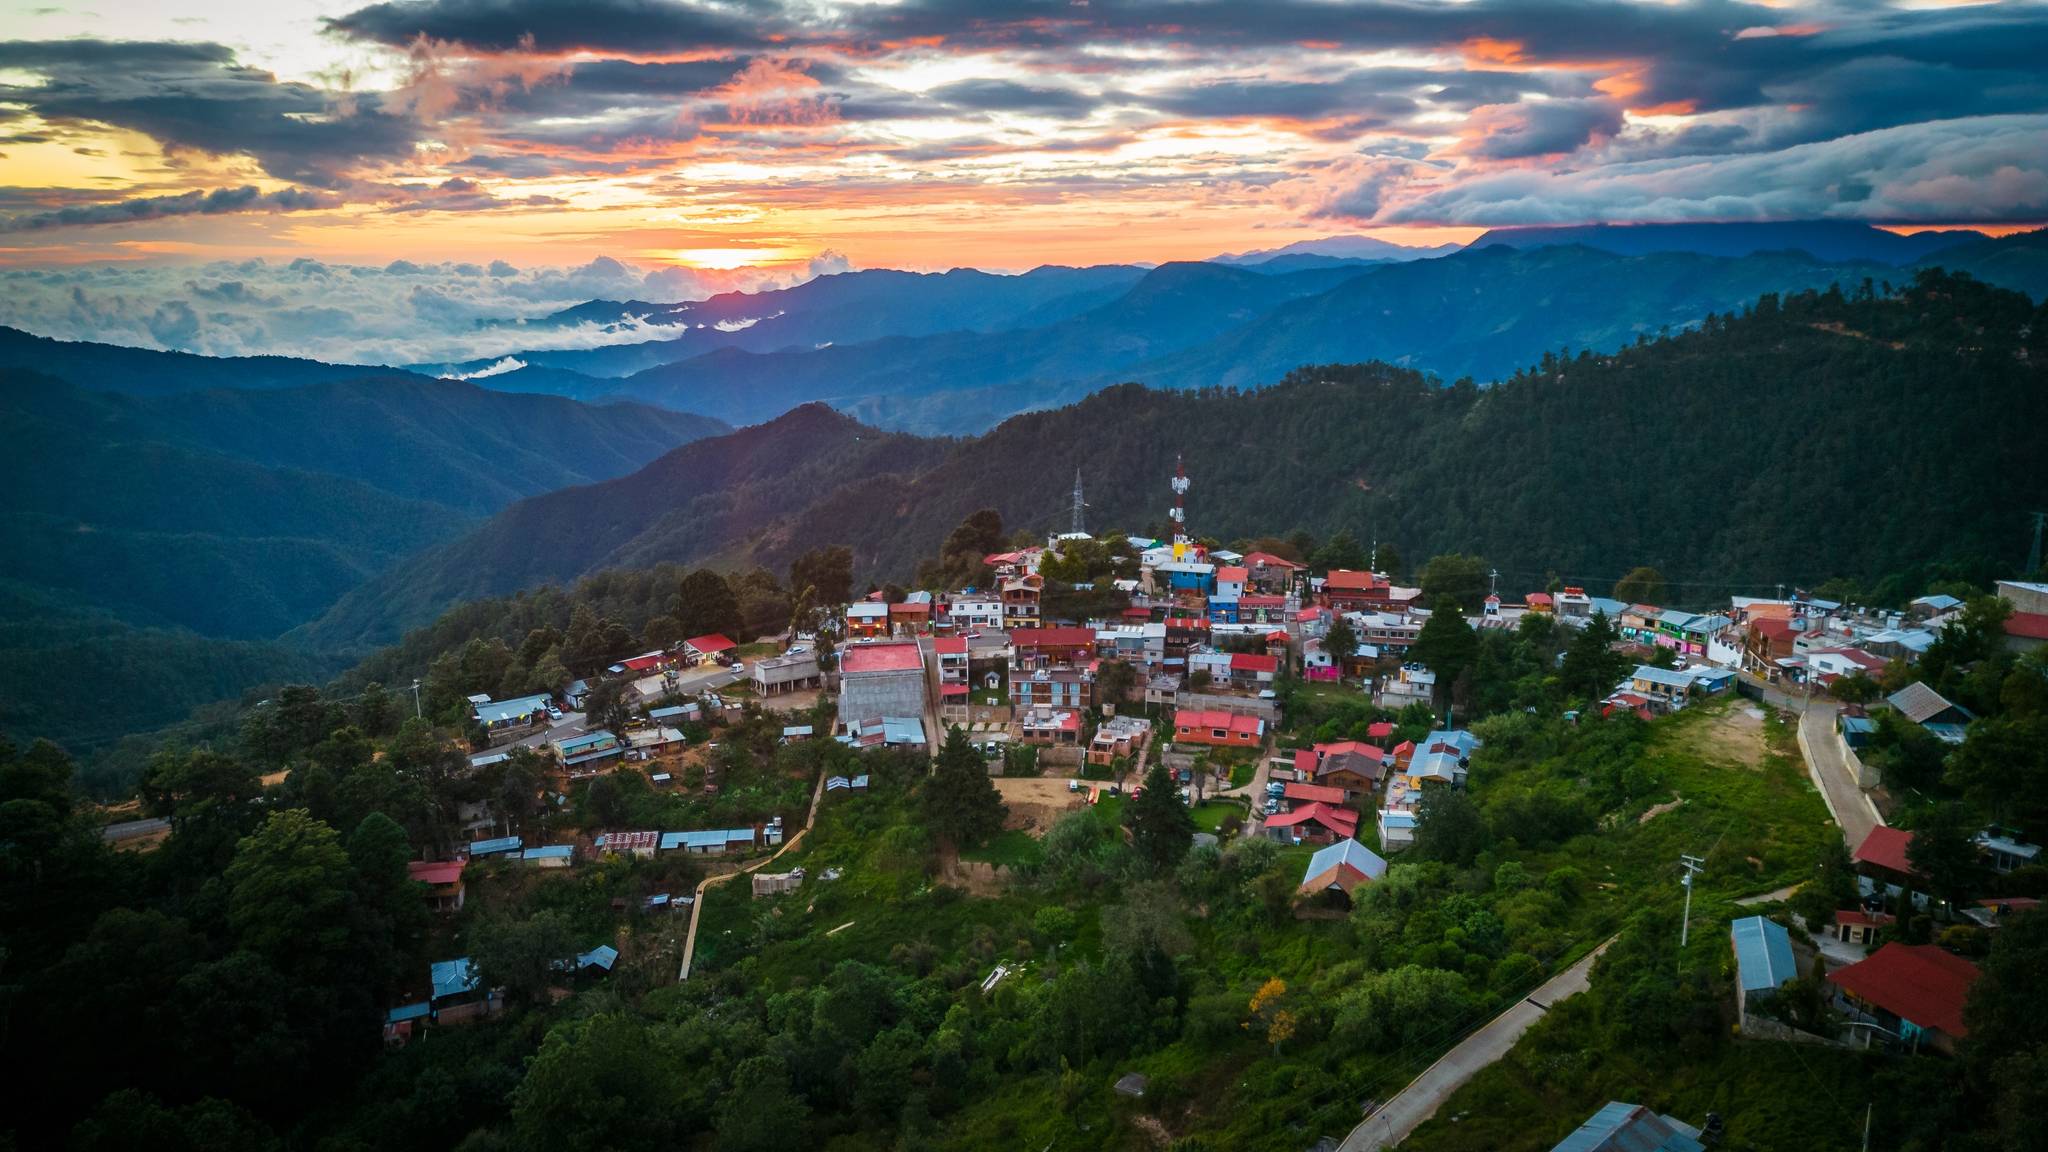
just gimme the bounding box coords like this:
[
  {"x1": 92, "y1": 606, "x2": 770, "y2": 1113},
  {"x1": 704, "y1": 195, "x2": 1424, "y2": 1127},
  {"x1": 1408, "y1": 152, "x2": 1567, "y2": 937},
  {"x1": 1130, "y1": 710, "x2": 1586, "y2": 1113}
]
[
  {"x1": 0, "y1": 184, "x2": 341, "y2": 232},
  {"x1": 324, "y1": 0, "x2": 774, "y2": 53},
  {"x1": 1466, "y1": 98, "x2": 1624, "y2": 160},
  {"x1": 0, "y1": 39, "x2": 420, "y2": 186}
]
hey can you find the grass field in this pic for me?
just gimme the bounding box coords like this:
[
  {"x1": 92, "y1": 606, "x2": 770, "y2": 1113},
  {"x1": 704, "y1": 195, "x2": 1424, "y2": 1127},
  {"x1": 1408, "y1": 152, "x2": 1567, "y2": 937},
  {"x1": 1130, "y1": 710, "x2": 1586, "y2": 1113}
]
[{"x1": 1191, "y1": 799, "x2": 1245, "y2": 832}]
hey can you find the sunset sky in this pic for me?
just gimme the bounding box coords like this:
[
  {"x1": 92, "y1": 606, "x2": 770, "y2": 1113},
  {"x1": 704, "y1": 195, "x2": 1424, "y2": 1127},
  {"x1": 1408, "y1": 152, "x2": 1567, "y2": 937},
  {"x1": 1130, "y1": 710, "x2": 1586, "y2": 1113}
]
[{"x1": 1, "y1": 1, "x2": 2044, "y2": 283}]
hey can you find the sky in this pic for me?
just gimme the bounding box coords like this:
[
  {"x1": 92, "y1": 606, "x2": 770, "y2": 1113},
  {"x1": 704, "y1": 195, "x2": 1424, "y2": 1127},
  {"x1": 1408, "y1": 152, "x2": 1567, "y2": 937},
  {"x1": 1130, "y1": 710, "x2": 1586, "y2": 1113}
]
[{"x1": 1, "y1": 0, "x2": 2045, "y2": 360}]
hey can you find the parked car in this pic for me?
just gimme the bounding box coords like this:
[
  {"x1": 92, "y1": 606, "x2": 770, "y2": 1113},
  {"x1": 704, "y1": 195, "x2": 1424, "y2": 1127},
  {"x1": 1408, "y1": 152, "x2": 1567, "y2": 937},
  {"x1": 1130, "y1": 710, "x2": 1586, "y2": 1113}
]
[
  {"x1": 1266, "y1": 781, "x2": 1286, "y2": 797},
  {"x1": 1262, "y1": 797, "x2": 1280, "y2": 815}
]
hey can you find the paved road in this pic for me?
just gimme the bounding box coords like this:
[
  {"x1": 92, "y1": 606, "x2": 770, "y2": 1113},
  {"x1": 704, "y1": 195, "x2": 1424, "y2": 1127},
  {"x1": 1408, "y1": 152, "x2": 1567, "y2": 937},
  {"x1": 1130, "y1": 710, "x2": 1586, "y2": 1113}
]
[
  {"x1": 1739, "y1": 672, "x2": 1878, "y2": 850},
  {"x1": 1339, "y1": 940, "x2": 1613, "y2": 1152}
]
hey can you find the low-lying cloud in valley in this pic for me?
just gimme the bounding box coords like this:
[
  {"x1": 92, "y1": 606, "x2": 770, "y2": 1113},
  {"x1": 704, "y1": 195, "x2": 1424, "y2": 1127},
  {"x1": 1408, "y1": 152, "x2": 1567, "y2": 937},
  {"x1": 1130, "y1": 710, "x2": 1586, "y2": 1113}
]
[{"x1": 0, "y1": 255, "x2": 839, "y2": 367}]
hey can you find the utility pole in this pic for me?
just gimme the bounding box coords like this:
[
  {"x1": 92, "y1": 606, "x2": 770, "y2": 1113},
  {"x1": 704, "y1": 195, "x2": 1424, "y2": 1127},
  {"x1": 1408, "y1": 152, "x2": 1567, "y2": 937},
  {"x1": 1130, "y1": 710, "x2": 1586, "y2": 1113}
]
[
  {"x1": 410, "y1": 677, "x2": 423, "y2": 720},
  {"x1": 1679, "y1": 853, "x2": 1706, "y2": 948}
]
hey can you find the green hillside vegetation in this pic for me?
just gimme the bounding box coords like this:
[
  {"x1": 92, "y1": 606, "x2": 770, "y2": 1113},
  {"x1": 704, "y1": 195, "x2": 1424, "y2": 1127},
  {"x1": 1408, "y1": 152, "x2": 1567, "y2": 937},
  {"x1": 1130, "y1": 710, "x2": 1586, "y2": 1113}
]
[
  {"x1": 0, "y1": 369, "x2": 726, "y2": 750},
  {"x1": 13, "y1": 675, "x2": 1998, "y2": 1150},
  {"x1": 320, "y1": 270, "x2": 2047, "y2": 656}
]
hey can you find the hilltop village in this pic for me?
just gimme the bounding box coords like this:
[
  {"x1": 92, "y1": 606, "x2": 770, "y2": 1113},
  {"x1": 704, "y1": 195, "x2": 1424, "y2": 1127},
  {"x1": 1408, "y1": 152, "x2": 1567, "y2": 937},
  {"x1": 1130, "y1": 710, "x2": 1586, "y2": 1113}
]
[{"x1": 54, "y1": 457, "x2": 2048, "y2": 1152}]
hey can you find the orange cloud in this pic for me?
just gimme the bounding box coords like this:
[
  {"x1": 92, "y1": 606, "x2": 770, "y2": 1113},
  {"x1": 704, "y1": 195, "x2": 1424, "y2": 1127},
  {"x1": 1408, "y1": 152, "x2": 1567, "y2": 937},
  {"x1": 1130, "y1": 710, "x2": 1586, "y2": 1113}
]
[
  {"x1": 1462, "y1": 37, "x2": 1527, "y2": 66},
  {"x1": 711, "y1": 58, "x2": 838, "y2": 128}
]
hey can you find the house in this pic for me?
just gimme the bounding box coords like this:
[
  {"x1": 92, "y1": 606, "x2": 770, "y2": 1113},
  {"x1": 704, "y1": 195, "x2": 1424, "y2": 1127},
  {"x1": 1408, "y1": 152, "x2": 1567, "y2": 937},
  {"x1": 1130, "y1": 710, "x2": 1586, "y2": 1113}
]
[
  {"x1": 838, "y1": 641, "x2": 927, "y2": 734},
  {"x1": 1377, "y1": 807, "x2": 1418, "y2": 851},
  {"x1": 1213, "y1": 564, "x2": 1247, "y2": 603},
  {"x1": 1974, "y1": 830, "x2": 2041, "y2": 874},
  {"x1": 1242, "y1": 551, "x2": 1304, "y2": 593},
  {"x1": 1553, "y1": 586, "x2": 1594, "y2": 622},
  {"x1": 753, "y1": 868, "x2": 805, "y2": 897},
  {"x1": 1628, "y1": 664, "x2": 1697, "y2": 709},
  {"x1": 1910, "y1": 593, "x2": 1964, "y2": 619},
  {"x1": 1089, "y1": 715, "x2": 1151, "y2": 766},
  {"x1": 660, "y1": 827, "x2": 762, "y2": 855},
  {"x1": 1013, "y1": 625, "x2": 1097, "y2": 669},
  {"x1": 683, "y1": 633, "x2": 737, "y2": 664},
  {"x1": 1548, "y1": 1102, "x2": 1704, "y2": 1152},
  {"x1": 1833, "y1": 908, "x2": 1895, "y2": 946},
  {"x1": 1291, "y1": 741, "x2": 1389, "y2": 798},
  {"x1": 782, "y1": 724, "x2": 813, "y2": 742},
  {"x1": 1299, "y1": 837, "x2": 1387, "y2": 898},
  {"x1": 1886, "y1": 682, "x2": 1973, "y2": 743},
  {"x1": 1173, "y1": 708, "x2": 1265, "y2": 747},
  {"x1": 473, "y1": 693, "x2": 553, "y2": 744},
  {"x1": 1805, "y1": 647, "x2": 1888, "y2": 681},
  {"x1": 2003, "y1": 610, "x2": 2048, "y2": 653},
  {"x1": 595, "y1": 830, "x2": 660, "y2": 858},
  {"x1": 1229, "y1": 651, "x2": 1280, "y2": 688},
  {"x1": 1264, "y1": 801, "x2": 1360, "y2": 844},
  {"x1": 1996, "y1": 578, "x2": 2048, "y2": 615},
  {"x1": 949, "y1": 594, "x2": 1004, "y2": 630},
  {"x1": 576, "y1": 945, "x2": 619, "y2": 974},
  {"x1": 1322, "y1": 569, "x2": 1391, "y2": 613},
  {"x1": 934, "y1": 635, "x2": 970, "y2": 688},
  {"x1": 846, "y1": 601, "x2": 891, "y2": 639},
  {"x1": 1001, "y1": 573, "x2": 1043, "y2": 629},
  {"x1": 521, "y1": 844, "x2": 575, "y2": 868},
  {"x1": 552, "y1": 729, "x2": 621, "y2": 775},
  {"x1": 841, "y1": 715, "x2": 928, "y2": 749},
  {"x1": 889, "y1": 596, "x2": 934, "y2": 635},
  {"x1": 1826, "y1": 942, "x2": 1980, "y2": 1054},
  {"x1": 1524, "y1": 592, "x2": 1554, "y2": 614},
  {"x1": 407, "y1": 859, "x2": 466, "y2": 912},
  {"x1": 608, "y1": 651, "x2": 670, "y2": 675},
  {"x1": 1852, "y1": 825, "x2": 1921, "y2": 893},
  {"x1": 1730, "y1": 916, "x2": 1798, "y2": 1029},
  {"x1": 469, "y1": 835, "x2": 523, "y2": 857},
  {"x1": 1301, "y1": 637, "x2": 1339, "y2": 681},
  {"x1": 648, "y1": 702, "x2": 702, "y2": 724},
  {"x1": 1282, "y1": 781, "x2": 1348, "y2": 807},
  {"x1": 1011, "y1": 667, "x2": 1091, "y2": 712},
  {"x1": 751, "y1": 650, "x2": 822, "y2": 696},
  {"x1": 1016, "y1": 707, "x2": 1083, "y2": 746}
]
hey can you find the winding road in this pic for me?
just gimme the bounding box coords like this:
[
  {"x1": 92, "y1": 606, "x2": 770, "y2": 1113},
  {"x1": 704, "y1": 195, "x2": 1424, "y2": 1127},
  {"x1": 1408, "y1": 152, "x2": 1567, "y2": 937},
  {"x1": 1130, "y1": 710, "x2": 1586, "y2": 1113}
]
[
  {"x1": 1338, "y1": 940, "x2": 1614, "y2": 1152},
  {"x1": 676, "y1": 767, "x2": 829, "y2": 981}
]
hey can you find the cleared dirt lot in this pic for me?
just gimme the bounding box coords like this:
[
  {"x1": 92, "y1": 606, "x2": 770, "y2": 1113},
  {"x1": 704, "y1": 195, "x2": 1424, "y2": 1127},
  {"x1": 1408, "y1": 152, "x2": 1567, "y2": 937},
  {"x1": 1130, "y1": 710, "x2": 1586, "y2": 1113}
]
[
  {"x1": 1698, "y1": 702, "x2": 1770, "y2": 769},
  {"x1": 992, "y1": 776, "x2": 1092, "y2": 836}
]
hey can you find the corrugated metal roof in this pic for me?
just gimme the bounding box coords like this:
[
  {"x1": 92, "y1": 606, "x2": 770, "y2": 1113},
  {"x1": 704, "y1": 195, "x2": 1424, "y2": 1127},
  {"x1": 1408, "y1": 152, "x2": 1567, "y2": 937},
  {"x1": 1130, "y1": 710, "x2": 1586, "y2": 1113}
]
[
  {"x1": 1730, "y1": 916, "x2": 1797, "y2": 994},
  {"x1": 430, "y1": 958, "x2": 477, "y2": 1000},
  {"x1": 469, "y1": 835, "x2": 523, "y2": 856},
  {"x1": 1550, "y1": 1102, "x2": 1704, "y2": 1152}
]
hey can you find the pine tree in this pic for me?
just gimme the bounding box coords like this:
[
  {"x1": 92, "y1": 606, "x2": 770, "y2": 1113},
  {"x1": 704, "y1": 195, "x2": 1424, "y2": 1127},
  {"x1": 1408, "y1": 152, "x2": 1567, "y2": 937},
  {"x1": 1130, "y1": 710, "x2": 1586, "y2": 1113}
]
[
  {"x1": 922, "y1": 726, "x2": 1007, "y2": 849},
  {"x1": 1126, "y1": 760, "x2": 1196, "y2": 870}
]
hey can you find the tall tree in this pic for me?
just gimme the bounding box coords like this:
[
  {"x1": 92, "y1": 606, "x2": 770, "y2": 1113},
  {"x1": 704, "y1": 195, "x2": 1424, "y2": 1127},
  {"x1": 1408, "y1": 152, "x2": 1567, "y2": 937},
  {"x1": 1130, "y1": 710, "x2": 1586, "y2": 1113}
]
[
  {"x1": 1309, "y1": 530, "x2": 1368, "y2": 573},
  {"x1": 1125, "y1": 760, "x2": 1196, "y2": 870},
  {"x1": 1414, "y1": 788, "x2": 1488, "y2": 865},
  {"x1": 717, "y1": 1056, "x2": 809, "y2": 1152},
  {"x1": 1410, "y1": 607, "x2": 1479, "y2": 708},
  {"x1": 1323, "y1": 616, "x2": 1359, "y2": 675},
  {"x1": 674, "y1": 567, "x2": 742, "y2": 641},
  {"x1": 1096, "y1": 658, "x2": 1138, "y2": 707},
  {"x1": 790, "y1": 546, "x2": 855, "y2": 608},
  {"x1": 922, "y1": 727, "x2": 1006, "y2": 850},
  {"x1": 1558, "y1": 611, "x2": 1628, "y2": 702},
  {"x1": 1907, "y1": 802, "x2": 1983, "y2": 912},
  {"x1": 472, "y1": 910, "x2": 577, "y2": 1006},
  {"x1": 344, "y1": 812, "x2": 429, "y2": 996},
  {"x1": 1612, "y1": 566, "x2": 1667, "y2": 605},
  {"x1": 223, "y1": 809, "x2": 353, "y2": 978},
  {"x1": 1419, "y1": 554, "x2": 1489, "y2": 612}
]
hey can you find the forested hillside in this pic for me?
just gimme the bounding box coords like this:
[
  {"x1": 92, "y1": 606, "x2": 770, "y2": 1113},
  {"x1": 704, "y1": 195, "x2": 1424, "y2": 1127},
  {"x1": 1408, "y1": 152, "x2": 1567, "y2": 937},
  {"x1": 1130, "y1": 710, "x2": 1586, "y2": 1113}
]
[
  {"x1": 297, "y1": 405, "x2": 950, "y2": 650},
  {"x1": 317, "y1": 270, "x2": 2046, "y2": 654},
  {"x1": 0, "y1": 370, "x2": 727, "y2": 749}
]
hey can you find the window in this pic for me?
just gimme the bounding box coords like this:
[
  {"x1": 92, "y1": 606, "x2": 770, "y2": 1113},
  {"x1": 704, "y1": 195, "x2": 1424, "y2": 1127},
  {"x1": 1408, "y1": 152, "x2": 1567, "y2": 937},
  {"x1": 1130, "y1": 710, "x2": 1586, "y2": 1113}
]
[{"x1": 1212, "y1": 729, "x2": 1227, "y2": 739}]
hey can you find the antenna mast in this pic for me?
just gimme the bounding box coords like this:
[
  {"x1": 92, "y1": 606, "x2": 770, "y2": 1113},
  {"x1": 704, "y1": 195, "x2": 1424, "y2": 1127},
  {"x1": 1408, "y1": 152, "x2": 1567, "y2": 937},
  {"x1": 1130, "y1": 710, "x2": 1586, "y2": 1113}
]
[{"x1": 1070, "y1": 468, "x2": 1087, "y2": 536}]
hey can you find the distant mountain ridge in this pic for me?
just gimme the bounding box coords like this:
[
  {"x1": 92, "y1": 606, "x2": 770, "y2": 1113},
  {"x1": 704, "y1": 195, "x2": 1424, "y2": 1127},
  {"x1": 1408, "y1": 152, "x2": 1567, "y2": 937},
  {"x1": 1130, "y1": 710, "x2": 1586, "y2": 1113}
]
[
  {"x1": 1211, "y1": 234, "x2": 1464, "y2": 264},
  {"x1": 1471, "y1": 220, "x2": 1992, "y2": 264},
  {"x1": 510, "y1": 233, "x2": 2048, "y2": 434},
  {"x1": 312, "y1": 271, "x2": 2048, "y2": 652}
]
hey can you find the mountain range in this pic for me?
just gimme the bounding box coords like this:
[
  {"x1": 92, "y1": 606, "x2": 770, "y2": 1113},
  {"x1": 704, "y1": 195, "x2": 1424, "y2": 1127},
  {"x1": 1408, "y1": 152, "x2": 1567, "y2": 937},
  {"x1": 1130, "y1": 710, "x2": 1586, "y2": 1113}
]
[
  {"x1": 463, "y1": 228, "x2": 2048, "y2": 434},
  {"x1": 306, "y1": 270, "x2": 2048, "y2": 654}
]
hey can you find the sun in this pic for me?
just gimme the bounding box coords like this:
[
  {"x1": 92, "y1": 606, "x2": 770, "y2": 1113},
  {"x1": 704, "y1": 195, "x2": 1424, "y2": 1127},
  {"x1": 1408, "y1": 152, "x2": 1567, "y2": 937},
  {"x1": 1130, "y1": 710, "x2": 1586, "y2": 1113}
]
[{"x1": 670, "y1": 246, "x2": 800, "y2": 270}]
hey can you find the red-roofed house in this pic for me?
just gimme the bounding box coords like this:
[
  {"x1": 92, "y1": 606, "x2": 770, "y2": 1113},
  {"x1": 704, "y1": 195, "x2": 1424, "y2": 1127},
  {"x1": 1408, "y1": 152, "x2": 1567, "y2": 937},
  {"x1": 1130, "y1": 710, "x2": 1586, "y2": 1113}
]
[
  {"x1": 683, "y1": 633, "x2": 737, "y2": 664},
  {"x1": 1282, "y1": 781, "x2": 1348, "y2": 806},
  {"x1": 1290, "y1": 742, "x2": 1388, "y2": 798},
  {"x1": 1174, "y1": 709, "x2": 1265, "y2": 747},
  {"x1": 408, "y1": 859, "x2": 466, "y2": 913},
  {"x1": 1229, "y1": 651, "x2": 1281, "y2": 688},
  {"x1": 1263, "y1": 801, "x2": 1360, "y2": 844},
  {"x1": 1832, "y1": 908, "x2": 1895, "y2": 947},
  {"x1": 889, "y1": 599, "x2": 933, "y2": 635},
  {"x1": 1826, "y1": 943, "x2": 1980, "y2": 1053},
  {"x1": 615, "y1": 651, "x2": 668, "y2": 673},
  {"x1": 1322, "y1": 569, "x2": 1392, "y2": 613},
  {"x1": 1853, "y1": 825, "x2": 1921, "y2": 889},
  {"x1": 1243, "y1": 552, "x2": 1305, "y2": 595},
  {"x1": 1367, "y1": 721, "x2": 1395, "y2": 741},
  {"x1": 1013, "y1": 626, "x2": 1096, "y2": 667},
  {"x1": 1524, "y1": 592, "x2": 1554, "y2": 613}
]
